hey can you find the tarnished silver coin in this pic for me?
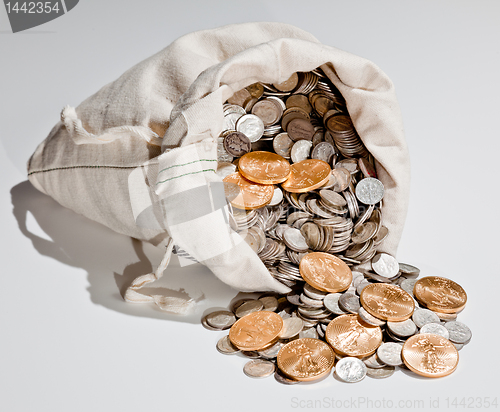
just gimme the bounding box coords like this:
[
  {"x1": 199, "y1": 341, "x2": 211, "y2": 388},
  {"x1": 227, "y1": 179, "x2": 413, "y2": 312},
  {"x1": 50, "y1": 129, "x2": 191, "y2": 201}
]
[
  {"x1": 235, "y1": 299, "x2": 264, "y2": 318},
  {"x1": 202, "y1": 314, "x2": 224, "y2": 331},
  {"x1": 311, "y1": 142, "x2": 335, "y2": 164},
  {"x1": 223, "y1": 131, "x2": 252, "y2": 157},
  {"x1": 351, "y1": 221, "x2": 377, "y2": 244},
  {"x1": 387, "y1": 318, "x2": 417, "y2": 338},
  {"x1": 355, "y1": 177, "x2": 384, "y2": 205},
  {"x1": 419, "y1": 323, "x2": 450, "y2": 339},
  {"x1": 412, "y1": 308, "x2": 441, "y2": 328},
  {"x1": 366, "y1": 366, "x2": 395, "y2": 379},
  {"x1": 358, "y1": 306, "x2": 385, "y2": 326},
  {"x1": 243, "y1": 359, "x2": 275, "y2": 378},
  {"x1": 273, "y1": 132, "x2": 294, "y2": 158},
  {"x1": 338, "y1": 293, "x2": 360, "y2": 314},
  {"x1": 275, "y1": 369, "x2": 300, "y2": 385},
  {"x1": 236, "y1": 114, "x2": 265, "y2": 142},
  {"x1": 324, "y1": 293, "x2": 348, "y2": 315},
  {"x1": 259, "y1": 295, "x2": 279, "y2": 312},
  {"x1": 205, "y1": 310, "x2": 236, "y2": 329},
  {"x1": 279, "y1": 316, "x2": 304, "y2": 339},
  {"x1": 377, "y1": 342, "x2": 403, "y2": 366},
  {"x1": 445, "y1": 321, "x2": 472, "y2": 344},
  {"x1": 335, "y1": 357, "x2": 367, "y2": 383},
  {"x1": 216, "y1": 335, "x2": 240, "y2": 355},
  {"x1": 371, "y1": 253, "x2": 399, "y2": 278}
]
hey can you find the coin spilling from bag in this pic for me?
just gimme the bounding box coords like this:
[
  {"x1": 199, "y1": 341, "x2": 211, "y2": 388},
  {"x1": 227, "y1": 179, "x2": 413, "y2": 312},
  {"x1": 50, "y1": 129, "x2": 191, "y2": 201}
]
[{"x1": 203, "y1": 67, "x2": 471, "y2": 383}]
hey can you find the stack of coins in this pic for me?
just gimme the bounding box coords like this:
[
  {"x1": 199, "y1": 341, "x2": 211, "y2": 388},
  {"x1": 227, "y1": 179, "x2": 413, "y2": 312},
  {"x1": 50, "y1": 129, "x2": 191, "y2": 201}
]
[{"x1": 200, "y1": 68, "x2": 471, "y2": 384}]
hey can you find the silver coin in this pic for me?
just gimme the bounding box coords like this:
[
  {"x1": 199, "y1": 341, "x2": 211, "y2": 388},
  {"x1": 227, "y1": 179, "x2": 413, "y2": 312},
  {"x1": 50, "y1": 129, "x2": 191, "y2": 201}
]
[
  {"x1": 435, "y1": 311, "x2": 457, "y2": 322},
  {"x1": 258, "y1": 341, "x2": 284, "y2": 359},
  {"x1": 216, "y1": 335, "x2": 240, "y2": 355},
  {"x1": 201, "y1": 314, "x2": 224, "y2": 331},
  {"x1": 268, "y1": 187, "x2": 284, "y2": 206},
  {"x1": 303, "y1": 283, "x2": 328, "y2": 300},
  {"x1": 356, "y1": 279, "x2": 372, "y2": 295},
  {"x1": 452, "y1": 342, "x2": 464, "y2": 351},
  {"x1": 338, "y1": 293, "x2": 360, "y2": 314},
  {"x1": 398, "y1": 262, "x2": 420, "y2": 276},
  {"x1": 363, "y1": 353, "x2": 386, "y2": 369},
  {"x1": 371, "y1": 253, "x2": 399, "y2": 278},
  {"x1": 387, "y1": 318, "x2": 417, "y2": 338},
  {"x1": 205, "y1": 310, "x2": 236, "y2": 329},
  {"x1": 235, "y1": 299, "x2": 264, "y2": 318},
  {"x1": 400, "y1": 278, "x2": 418, "y2": 296},
  {"x1": 243, "y1": 359, "x2": 275, "y2": 378},
  {"x1": 259, "y1": 296, "x2": 279, "y2": 312},
  {"x1": 419, "y1": 323, "x2": 450, "y2": 339},
  {"x1": 358, "y1": 307, "x2": 385, "y2": 326},
  {"x1": 274, "y1": 369, "x2": 300, "y2": 385},
  {"x1": 377, "y1": 342, "x2": 403, "y2": 366},
  {"x1": 311, "y1": 142, "x2": 335, "y2": 164},
  {"x1": 299, "y1": 327, "x2": 318, "y2": 339},
  {"x1": 355, "y1": 177, "x2": 384, "y2": 205},
  {"x1": 241, "y1": 351, "x2": 261, "y2": 358},
  {"x1": 366, "y1": 366, "x2": 395, "y2": 379},
  {"x1": 273, "y1": 132, "x2": 294, "y2": 158},
  {"x1": 444, "y1": 321, "x2": 472, "y2": 344},
  {"x1": 216, "y1": 162, "x2": 237, "y2": 179},
  {"x1": 290, "y1": 140, "x2": 313, "y2": 163},
  {"x1": 279, "y1": 317, "x2": 304, "y2": 339},
  {"x1": 412, "y1": 308, "x2": 441, "y2": 328},
  {"x1": 236, "y1": 114, "x2": 265, "y2": 142},
  {"x1": 335, "y1": 357, "x2": 367, "y2": 383},
  {"x1": 300, "y1": 293, "x2": 324, "y2": 308},
  {"x1": 323, "y1": 293, "x2": 348, "y2": 315},
  {"x1": 283, "y1": 227, "x2": 309, "y2": 252}
]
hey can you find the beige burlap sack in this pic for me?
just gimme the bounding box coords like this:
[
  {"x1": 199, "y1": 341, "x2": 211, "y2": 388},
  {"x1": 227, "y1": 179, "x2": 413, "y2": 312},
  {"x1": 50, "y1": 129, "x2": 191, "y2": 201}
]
[{"x1": 27, "y1": 22, "x2": 410, "y2": 314}]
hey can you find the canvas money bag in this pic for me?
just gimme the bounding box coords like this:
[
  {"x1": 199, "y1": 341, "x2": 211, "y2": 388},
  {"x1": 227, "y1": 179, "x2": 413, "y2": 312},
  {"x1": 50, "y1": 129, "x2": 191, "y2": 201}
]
[{"x1": 27, "y1": 22, "x2": 410, "y2": 314}]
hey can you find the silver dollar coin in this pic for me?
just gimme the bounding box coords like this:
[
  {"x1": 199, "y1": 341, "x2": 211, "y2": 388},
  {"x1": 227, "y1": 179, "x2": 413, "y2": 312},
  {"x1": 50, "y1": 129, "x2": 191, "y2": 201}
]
[
  {"x1": 335, "y1": 357, "x2": 367, "y2": 383},
  {"x1": 371, "y1": 253, "x2": 399, "y2": 278}
]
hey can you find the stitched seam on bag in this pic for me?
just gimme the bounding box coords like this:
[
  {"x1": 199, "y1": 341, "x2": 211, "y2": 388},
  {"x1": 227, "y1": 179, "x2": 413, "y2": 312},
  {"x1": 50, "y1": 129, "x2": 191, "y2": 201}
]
[
  {"x1": 157, "y1": 159, "x2": 216, "y2": 175},
  {"x1": 27, "y1": 165, "x2": 141, "y2": 176},
  {"x1": 156, "y1": 168, "x2": 216, "y2": 185}
]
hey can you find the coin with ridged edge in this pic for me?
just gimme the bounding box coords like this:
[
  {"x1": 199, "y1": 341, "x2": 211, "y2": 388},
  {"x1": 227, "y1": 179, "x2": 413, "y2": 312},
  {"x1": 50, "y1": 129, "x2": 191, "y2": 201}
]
[
  {"x1": 281, "y1": 159, "x2": 331, "y2": 193},
  {"x1": 238, "y1": 151, "x2": 291, "y2": 184},
  {"x1": 229, "y1": 311, "x2": 283, "y2": 351},
  {"x1": 299, "y1": 252, "x2": 352, "y2": 293},
  {"x1": 277, "y1": 338, "x2": 335, "y2": 382},
  {"x1": 360, "y1": 283, "x2": 415, "y2": 321},
  {"x1": 402, "y1": 333, "x2": 459, "y2": 378},
  {"x1": 325, "y1": 314, "x2": 383, "y2": 358},
  {"x1": 413, "y1": 276, "x2": 467, "y2": 314}
]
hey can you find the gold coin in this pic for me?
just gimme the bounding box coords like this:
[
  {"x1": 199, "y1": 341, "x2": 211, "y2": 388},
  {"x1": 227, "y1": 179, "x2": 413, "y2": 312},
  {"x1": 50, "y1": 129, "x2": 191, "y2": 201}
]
[
  {"x1": 325, "y1": 314, "x2": 383, "y2": 358},
  {"x1": 299, "y1": 252, "x2": 352, "y2": 293},
  {"x1": 229, "y1": 311, "x2": 283, "y2": 351},
  {"x1": 360, "y1": 283, "x2": 415, "y2": 321},
  {"x1": 277, "y1": 338, "x2": 335, "y2": 382},
  {"x1": 238, "y1": 151, "x2": 291, "y2": 184},
  {"x1": 281, "y1": 159, "x2": 331, "y2": 193},
  {"x1": 402, "y1": 333, "x2": 459, "y2": 378},
  {"x1": 223, "y1": 171, "x2": 274, "y2": 210},
  {"x1": 413, "y1": 276, "x2": 467, "y2": 314}
]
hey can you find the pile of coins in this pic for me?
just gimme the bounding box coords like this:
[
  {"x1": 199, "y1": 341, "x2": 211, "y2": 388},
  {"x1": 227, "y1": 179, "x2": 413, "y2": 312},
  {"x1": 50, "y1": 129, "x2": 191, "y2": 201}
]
[
  {"x1": 200, "y1": 68, "x2": 471, "y2": 383},
  {"x1": 203, "y1": 270, "x2": 471, "y2": 383}
]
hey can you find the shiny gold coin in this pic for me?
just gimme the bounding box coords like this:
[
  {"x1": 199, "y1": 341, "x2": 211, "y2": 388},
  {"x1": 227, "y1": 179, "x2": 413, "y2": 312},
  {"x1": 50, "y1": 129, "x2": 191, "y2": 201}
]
[
  {"x1": 277, "y1": 338, "x2": 335, "y2": 382},
  {"x1": 229, "y1": 311, "x2": 283, "y2": 351},
  {"x1": 281, "y1": 159, "x2": 331, "y2": 193},
  {"x1": 299, "y1": 252, "x2": 352, "y2": 293},
  {"x1": 325, "y1": 314, "x2": 383, "y2": 358},
  {"x1": 238, "y1": 151, "x2": 291, "y2": 184},
  {"x1": 360, "y1": 283, "x2": 415, "y2": 321},
  {"x1": 402, "y1": 333, "x2": 459, "y2": 378},
  {"x1": 413, "y1": 276, "x2": 467, "y2": 314},
  {"x1": 223, "y1": 171, "x2": 274, "y2": 210}
]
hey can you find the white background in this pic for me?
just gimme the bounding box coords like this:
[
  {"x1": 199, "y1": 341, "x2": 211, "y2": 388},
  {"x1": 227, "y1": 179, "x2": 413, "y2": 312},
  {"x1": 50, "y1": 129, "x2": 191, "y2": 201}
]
[{"x1": 1, "y1": 1, "x2": 499, "y2": 411}]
